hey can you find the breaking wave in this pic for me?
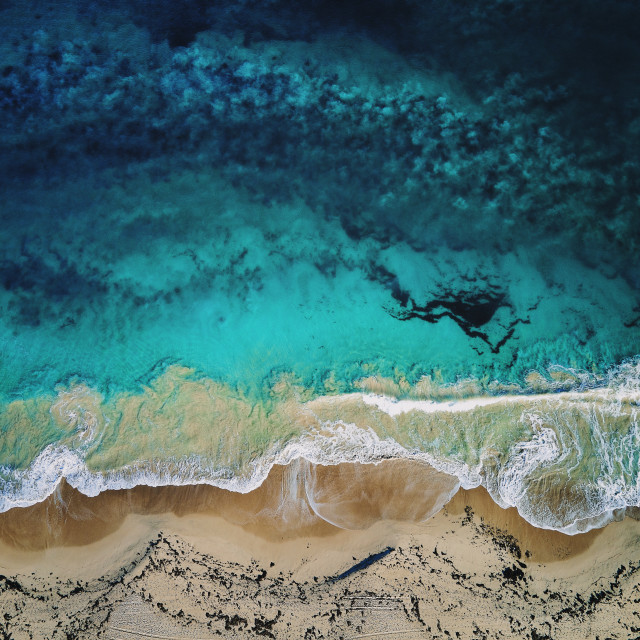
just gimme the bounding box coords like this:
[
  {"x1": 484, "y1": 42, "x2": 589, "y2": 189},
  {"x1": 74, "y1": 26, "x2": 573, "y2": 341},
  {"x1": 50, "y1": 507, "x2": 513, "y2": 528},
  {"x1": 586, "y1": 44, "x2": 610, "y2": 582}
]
[{"x1": 2, "y1": 359, "x2": 640, "y2": 535}]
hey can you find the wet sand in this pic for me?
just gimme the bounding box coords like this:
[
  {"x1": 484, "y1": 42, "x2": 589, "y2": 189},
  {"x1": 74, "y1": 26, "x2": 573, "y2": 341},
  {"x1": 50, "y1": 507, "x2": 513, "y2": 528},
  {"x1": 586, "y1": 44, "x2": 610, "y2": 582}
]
[{"x1": 1, "y1": 460, "x2": 639, "y2": 639}]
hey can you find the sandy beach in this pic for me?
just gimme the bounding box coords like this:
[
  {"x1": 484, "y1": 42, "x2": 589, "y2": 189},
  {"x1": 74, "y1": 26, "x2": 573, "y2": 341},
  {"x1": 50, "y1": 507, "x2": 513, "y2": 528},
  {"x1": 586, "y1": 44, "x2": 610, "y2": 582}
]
[
  {"x1": 1, "y1": 460, "x2": 639, "y2": 639},
  {"x1": 2, "y1": 0, "x2": 640, "y2": 637}
]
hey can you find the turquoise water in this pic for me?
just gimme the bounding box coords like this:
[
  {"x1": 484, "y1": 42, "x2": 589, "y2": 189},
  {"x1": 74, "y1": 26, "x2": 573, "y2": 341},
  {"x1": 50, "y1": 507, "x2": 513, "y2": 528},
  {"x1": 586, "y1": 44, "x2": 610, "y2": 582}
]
[
  {"x1": 1, "y1": 0, "x2": 640, "y2": 532},
  {"x1": 1, "y1": 168, "x2": 635, "y2": 400}
]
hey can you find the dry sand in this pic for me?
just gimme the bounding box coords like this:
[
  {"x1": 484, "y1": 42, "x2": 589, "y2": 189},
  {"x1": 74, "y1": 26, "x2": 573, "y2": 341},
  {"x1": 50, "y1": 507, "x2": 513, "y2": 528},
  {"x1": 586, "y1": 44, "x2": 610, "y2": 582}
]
[{"x1": 1, "y1": 460, "x2": 639, "y2": 639}]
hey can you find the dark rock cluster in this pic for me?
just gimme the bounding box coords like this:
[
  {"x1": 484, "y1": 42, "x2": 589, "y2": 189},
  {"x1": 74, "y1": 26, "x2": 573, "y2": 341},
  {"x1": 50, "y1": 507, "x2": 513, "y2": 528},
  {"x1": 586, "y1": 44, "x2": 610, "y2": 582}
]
[{"x1": 2, "y1": 507, "x2": 640, "y2": 639}]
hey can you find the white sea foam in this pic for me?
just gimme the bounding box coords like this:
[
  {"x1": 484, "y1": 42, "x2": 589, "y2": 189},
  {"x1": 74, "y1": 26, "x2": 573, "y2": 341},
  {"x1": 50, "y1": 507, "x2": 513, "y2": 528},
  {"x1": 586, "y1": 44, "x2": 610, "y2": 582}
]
[
  {"x1": 362, "y1": 388, "x2": 624, "y2": 417},
  {"x1": 0, "y1": 421, "x2": 471, "y2": 514},
  {"x1": 362, "y1": 393, "x2": 508, "y2": 416},
  {"x1": 481, "y1": 405, "x2": 640, "y2": 535},
  {"x1": 0, "y1": 415, "x2": 632, "y2": 535},
  {"x1": 495, "y1": 412, "x2": 565, "y2": 510},
  {"x1": 3, "y1": 381, "x2": 640, "y2": 535}
]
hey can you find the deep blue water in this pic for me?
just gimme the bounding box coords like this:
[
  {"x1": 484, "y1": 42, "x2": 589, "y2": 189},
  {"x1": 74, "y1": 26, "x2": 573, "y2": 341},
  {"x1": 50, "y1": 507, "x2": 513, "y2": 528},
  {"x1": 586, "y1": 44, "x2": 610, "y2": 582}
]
[{"x1": 1, "y1": 0, "x2": 640, "y2": 530}]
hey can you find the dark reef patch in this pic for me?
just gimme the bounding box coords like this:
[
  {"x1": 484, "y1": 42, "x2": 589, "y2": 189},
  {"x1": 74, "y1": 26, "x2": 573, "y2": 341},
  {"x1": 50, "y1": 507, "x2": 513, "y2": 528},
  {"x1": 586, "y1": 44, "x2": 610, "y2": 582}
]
[
  {"x1": 0, "y1": 245, "x2": 108, "y2": 327},
  {"x1": 388, "y1": 287, "x2": 517, "y2": 355},
  {"x1": 368, "y1": 260, "x2": 540, "y2": 355},
  {"x1": 387, "y1": 284, "x2": 539, "y2": 355}
]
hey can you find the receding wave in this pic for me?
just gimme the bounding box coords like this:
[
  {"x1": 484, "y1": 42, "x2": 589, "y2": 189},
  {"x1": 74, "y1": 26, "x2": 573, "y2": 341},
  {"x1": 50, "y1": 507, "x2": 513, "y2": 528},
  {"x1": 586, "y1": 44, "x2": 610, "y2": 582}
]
[{"x1": 2, "y1": 359, "x2": 640, "y2": 535}]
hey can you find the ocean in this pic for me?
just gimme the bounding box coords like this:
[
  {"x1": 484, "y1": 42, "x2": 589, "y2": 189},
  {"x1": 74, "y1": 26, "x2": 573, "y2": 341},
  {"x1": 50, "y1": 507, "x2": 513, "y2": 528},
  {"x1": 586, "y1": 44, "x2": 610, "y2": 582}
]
[{"x1": 1, "y1": 0, "x2": 639, "y2": 535}]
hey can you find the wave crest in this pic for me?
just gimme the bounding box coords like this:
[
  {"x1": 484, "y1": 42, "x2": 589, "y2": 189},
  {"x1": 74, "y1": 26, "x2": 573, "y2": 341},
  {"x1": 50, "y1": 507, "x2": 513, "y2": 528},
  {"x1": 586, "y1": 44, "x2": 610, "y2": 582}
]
[{"x1": 3, "y1": 361, "x2": 640, "y2": 534}]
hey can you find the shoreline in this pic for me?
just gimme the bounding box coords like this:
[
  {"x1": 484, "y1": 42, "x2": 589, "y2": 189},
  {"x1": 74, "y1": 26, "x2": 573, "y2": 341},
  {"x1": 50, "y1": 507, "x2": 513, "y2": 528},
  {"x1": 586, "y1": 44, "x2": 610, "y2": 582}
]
[
  {"x1": 4, "y1": 370, "x2": 640, "y2": 535},
  {"x1": 0, "y1": 459, "x2": 614, "y2": 558},
  {"x1": 1, "y1": 461, "x2": 639, "y2": 638}
]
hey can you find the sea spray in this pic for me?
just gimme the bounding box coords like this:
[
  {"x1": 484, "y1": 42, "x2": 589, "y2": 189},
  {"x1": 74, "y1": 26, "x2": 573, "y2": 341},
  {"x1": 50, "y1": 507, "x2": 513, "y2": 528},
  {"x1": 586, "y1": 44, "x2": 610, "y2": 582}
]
[
  {"x1": 0, "y1": 421, "x2": 460, "y2": 512},
  {"x1": 2, "y1": 362, "x2": 640, "y2": 533}
]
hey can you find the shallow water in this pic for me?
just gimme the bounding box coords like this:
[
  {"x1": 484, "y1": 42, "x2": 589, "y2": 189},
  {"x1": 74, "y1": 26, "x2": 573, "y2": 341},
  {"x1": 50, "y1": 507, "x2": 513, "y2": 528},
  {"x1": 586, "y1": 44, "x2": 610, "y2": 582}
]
[{"x1": 1, "y1": 0, "x2": 639, "y2": 533}]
